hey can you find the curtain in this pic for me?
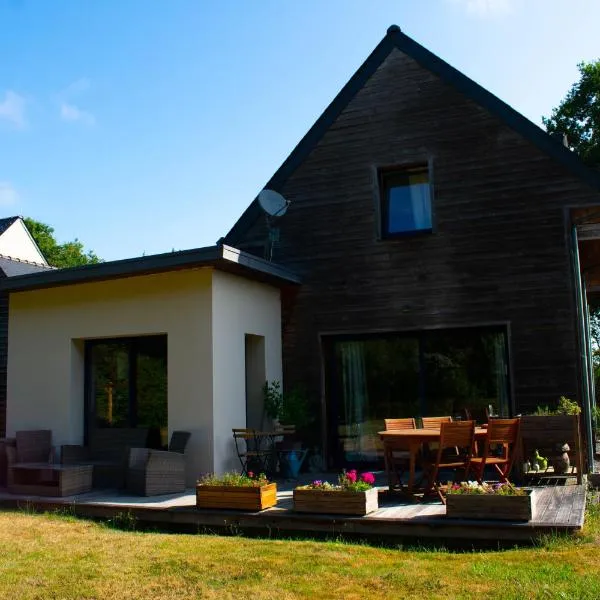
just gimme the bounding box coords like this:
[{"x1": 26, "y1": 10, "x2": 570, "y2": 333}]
[
  {"x1": 340, "y1": 341, "x2": 368, "y2": 460},
  {"x1": 408, "y1": 173, "x2": 431, "y2": 230},
  {"x1": 492, "y1": 332, "x2": 509, "y2": 416}
]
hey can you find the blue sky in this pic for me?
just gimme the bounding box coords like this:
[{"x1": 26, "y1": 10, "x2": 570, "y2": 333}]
[{"x1": 0, "y1": 0, "x2": 599, "y2": 261}]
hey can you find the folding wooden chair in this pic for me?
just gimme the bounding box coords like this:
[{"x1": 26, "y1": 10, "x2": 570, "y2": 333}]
[
  {"x1": 421, "y1": 420, "x2": 475, "y2": 504},
  {"x1": 421, "y1": 416, "x2": 453, "y2": 429},
  {"x1": 383, "y1": 418, "x2": 416, "y2": 489},
  {"x1": 232, "y1": 429, "x2": 270, "y2": 475},
  {"x1": 467, "y1": 418, "x2": 520, "y2": 483},
  {"x1": 421, "y1": 416, "x2": 453, "y2": 459}
]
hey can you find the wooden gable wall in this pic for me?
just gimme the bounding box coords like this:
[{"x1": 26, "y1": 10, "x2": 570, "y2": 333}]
[{"x1": 232, "y1": 47, "x2": 600, "y2": 424}]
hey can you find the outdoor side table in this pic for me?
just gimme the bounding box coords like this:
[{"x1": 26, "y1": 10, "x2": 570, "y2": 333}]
[{"x1": 8, "y1": 463, "x2": 93, "y2": 496}]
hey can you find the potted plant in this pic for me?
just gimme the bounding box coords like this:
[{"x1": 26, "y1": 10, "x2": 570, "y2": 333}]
[
  {"x1": 196, "y1": 471, "x2": 277, "y2": 511},
  {"x1": 263, "y1": 380, "x2": 313, "y2": 478},
  {"x1": 446, "y1": 481, "x2": 536, "y2": 521},
  {"x1": 293, "y1": 470, "x2": 378, "y2": 516}
]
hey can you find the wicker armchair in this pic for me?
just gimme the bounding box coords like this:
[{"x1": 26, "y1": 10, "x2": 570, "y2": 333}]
[
  {"x1": 126, "y1": 431, "x2": 191, "y2": 496},
  {"x1": 5, "y1": 430, "x2": 54, "y2": 490}
]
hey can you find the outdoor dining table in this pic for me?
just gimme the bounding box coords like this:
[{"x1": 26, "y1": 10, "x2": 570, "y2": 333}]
[{"x1": 378, "y1": 426, "x2": 489, "y2": 496}]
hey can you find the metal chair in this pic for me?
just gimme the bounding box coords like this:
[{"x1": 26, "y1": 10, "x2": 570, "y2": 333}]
[
  {"x1": 232, "y1": 429, "x2": 270, "y2": 475},
  {"x1": 383, "y1": 418, "x2": 416, "y2": 489},
  {"x1": 467, "y1": 418, "x2": 520, "y2": 483},
  {"x1": 421, "y1": 420, "x2": 475, "y2": 504}
]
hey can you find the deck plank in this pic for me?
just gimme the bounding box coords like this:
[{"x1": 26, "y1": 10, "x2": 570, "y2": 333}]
[{"x1": 0, "y1": 484, "x2": 586, "y2": 541}]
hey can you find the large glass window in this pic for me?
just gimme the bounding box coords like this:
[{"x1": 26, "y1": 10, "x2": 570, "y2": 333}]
[
  {"x1": 86, "y1": 335, "x2": 168, "y2": 448},
  {"x1": 325, "y1": 327, "x2": 509, "y2": 467}
]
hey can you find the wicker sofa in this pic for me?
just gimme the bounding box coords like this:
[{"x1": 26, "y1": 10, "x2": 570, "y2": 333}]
[{"x1": 61, "y1": 428, "x2": 149, "y2": 489}]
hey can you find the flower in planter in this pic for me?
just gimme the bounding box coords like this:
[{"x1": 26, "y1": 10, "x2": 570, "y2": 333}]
[
  {"x1": 298, "y1": 470, "x2": 376, "y2": 492},
  {"x1": 197, "y1": 471, "x2": 269, "y2": 487},
  {"x1": 446, "y1": 481, "x2": 527, "y2": 496}
]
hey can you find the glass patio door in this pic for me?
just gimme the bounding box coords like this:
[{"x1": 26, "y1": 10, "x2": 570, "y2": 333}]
[{"x1": 325, "y1": 326, "x2": 510, "y2": 468}]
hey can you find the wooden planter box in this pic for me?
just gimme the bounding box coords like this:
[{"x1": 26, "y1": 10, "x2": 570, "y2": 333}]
[
  {"x1": 293, "y1": 487, "x2": 379, "y2": 516},
  {"x1": 196, "y1": 483, "x2": 277, "y2": 511},
  {"x1": 446, "y1": 489, "x2": 537, "y2": 522}
]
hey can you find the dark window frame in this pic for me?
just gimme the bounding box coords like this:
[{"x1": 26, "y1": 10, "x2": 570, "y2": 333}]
[
  {"x1": 378, "y1": 163, "x2": 434, "y2": 238},
  {"x1": 84, "y1": 335, "x2": 167, "y2": 444},
  {"x1": 322, "y1": 324, "x2": 512, "y2": 468}
]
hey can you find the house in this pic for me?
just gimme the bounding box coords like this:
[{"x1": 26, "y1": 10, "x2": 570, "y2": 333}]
[
  {"x1": 222, "y1": 26, "x2": 600, "y2": 468},
  {"x1": 0, "y1": 217, "x2": 51, "y2": 436},
  {"x1": 2, "y1": 26, "x2": 600, "y2": 478}
]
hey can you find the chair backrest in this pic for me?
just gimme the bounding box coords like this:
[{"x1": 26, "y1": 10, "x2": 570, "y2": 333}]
[
  {"x1": 168, "y1": 431, "x2": 191, "y2": 454},
  {"x1": 89, "y1": 428, "x2": 149, "y2": 461},
  {"x1": 422, "y1": 416, "x2": 452, "y2": 430},
  {"x1": 232, "y1": 428, "x2": 257, "y2": 453},
  {"x1": 463, "y1": 407, "x2": 488, "y2": 424},
  {"x1": 486, "y1": 418, "x2": 520, "y2": 446},
  {"x1": 384, "y1": 418, "x2": 416, "y2": 431},
  {"x1": 15, "y1": 430, "x2": 52, "y2": 463},
  {"x1": 439, "y1": 420, "x2": 475, "y2": 453}
]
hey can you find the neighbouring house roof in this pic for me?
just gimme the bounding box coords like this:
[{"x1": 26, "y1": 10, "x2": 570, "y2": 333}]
[
  {"x1": 0, "y1": 254, "x2": 54, "y2": 278},
  {"x1": 223, "y1": 25, "x2": 600, "y2": 246},
  {"x1": 0, "y1": 244, "x2": 300, "y2": 293},
  {"x1": 0, "y1": 217, "x2": 20, "y2": 237}
]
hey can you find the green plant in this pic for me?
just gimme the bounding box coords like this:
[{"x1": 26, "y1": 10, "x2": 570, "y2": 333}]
[
  {"x1": 280, "y1": 386, "x2": 312, "y2": 429},
  {"x1": 446, "y1": 481, "x2": 527, "y2": 496},
  {"x1": 263, "y1": 380, "x2": 313, "y2": 429},
  {"x1": 556, "y1": 396, "x2": 582, "y2": 415},
  {"x1": 197, "y1": 471, "x2": 269, "y2": 487},
  {"x1": 263, "y1": 380, "x2": 283, "y2": 420},
  {"x1": 532, "y1": 396, "x2": 581, "y2": 416}
]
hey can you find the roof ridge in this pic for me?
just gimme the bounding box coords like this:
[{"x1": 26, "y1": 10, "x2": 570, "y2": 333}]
[
  {"x1": 223, "y1": 25, "x2": 600, "y2": 246},
  {"x1": 0, "y1": 253, "x2": 55, "y2": 269}
]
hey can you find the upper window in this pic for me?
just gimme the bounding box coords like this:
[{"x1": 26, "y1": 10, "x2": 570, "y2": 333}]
[{"x1": 379, "y1": 165, "x2": 432, "y2": 236}]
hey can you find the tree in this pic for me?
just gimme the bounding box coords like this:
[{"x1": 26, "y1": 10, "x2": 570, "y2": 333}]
[
  {"x1": 543, "y1": 60, "x2": 600, "y2": 169},
  {"x1": 24, "y1": 217, "x2": 101, "y2": 268}
]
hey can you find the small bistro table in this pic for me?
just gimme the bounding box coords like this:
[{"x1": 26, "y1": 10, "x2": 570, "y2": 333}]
[{"x1": 378, "y1": 427, "x2": 489, "y2": 496}]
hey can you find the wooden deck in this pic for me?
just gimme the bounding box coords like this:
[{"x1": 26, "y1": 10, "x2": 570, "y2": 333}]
[{"x1": 0, "y1": 483, "x2": 586, "y2": 543}]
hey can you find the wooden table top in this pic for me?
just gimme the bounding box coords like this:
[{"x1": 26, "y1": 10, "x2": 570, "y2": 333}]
[{"x1": 378, "y1": 427, "x2": 488, "y2": 440}]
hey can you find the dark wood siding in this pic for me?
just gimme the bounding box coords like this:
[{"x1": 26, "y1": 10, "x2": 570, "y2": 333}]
[{"x1": 234, "y1": 49, "x2": 600, "y2": 447}]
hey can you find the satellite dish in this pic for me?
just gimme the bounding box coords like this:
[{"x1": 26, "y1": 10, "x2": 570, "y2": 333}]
[{"x1": 258, "y1": 189, "x2": 289, "y2": 217}]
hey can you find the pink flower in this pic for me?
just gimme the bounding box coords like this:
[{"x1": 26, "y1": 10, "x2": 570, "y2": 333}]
[
  {"x1": 346, "y1": 470, "x2": 357, "y2": 483},
  {"x1": 360, "y1": 472, "x2": 375, "y2": 485},
  {"x1": 247, "y1": 471, "x2": 254, "y2": 479}
]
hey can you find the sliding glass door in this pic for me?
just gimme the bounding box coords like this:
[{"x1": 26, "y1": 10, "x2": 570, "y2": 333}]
[
  {"x1": 325, "y1": 327, "x2": 509, "y2": 467},
  {"x1": 85, "y1": 335, "x2": 168, "y2": 448}
]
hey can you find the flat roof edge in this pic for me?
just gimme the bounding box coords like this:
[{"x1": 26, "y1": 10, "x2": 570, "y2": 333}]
[{"x1": 0, "y1": 244, "x2": 301, "y2": 292}]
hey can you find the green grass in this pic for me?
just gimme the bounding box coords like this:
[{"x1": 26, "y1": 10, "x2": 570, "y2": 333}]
[{"x1": 0, "y1": 502, "x2": 599, "y2": 600}]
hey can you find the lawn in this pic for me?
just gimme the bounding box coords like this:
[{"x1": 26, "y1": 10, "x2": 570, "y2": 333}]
[{"x1": 0, "y1": 501, "x2": 599, "y2": 600}]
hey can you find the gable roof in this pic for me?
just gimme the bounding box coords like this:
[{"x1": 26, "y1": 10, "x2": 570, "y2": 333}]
[
  {"x1": 223, "y1": 25, "x2": 600, "y2": 246},
  {"x1": 0, "y1": 217, "x2": 20, "y2": 236},
  {"x1": 0, "y1": 255, "x2": 54, "y2": 278}
]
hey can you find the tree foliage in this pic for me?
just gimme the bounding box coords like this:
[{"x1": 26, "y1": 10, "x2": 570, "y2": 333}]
[
  {"x1": 24, "y1": 217, "x2": 101, "y2": 268},
  {"x1": 543, "y1": 60, "x2": 600, "y2": 168}
]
